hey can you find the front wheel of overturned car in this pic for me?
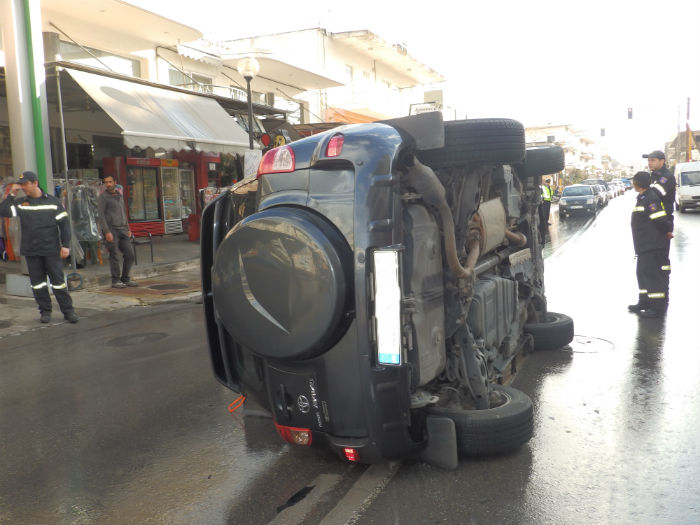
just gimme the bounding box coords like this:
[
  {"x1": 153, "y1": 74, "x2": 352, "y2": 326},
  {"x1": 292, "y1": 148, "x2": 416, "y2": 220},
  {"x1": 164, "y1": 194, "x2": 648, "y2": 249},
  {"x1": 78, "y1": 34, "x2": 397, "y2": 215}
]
[
  {"x1": 416, "y1": 118, "x2": 526, "y2": 168},
  {"x1": 518, "y1": 146, "x2": 566, "y2": 178},
  {"x1": 524, "y1": 311, "x2": 574, "y2": 351},
  {"x1": 426, "y1": 385, "x2": 533, "y2": 456}
]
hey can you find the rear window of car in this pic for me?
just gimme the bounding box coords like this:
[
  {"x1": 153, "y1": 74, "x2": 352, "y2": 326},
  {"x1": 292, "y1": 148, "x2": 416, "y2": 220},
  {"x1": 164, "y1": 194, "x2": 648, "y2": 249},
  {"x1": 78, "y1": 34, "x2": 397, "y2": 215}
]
[
  {"x1": 680, "y1": 171, "x2": 700, "y2": 185},
  {"x1": 562, "y1": 186, "x2": 592, "y2": 196}
]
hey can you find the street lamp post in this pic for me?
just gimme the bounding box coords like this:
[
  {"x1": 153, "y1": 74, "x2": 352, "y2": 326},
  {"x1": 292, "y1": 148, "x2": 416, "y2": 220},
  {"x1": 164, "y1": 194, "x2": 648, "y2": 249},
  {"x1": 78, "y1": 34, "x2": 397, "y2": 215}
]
[{"x1": 237, "y1": 57, "x2": 260, "y2": 150}]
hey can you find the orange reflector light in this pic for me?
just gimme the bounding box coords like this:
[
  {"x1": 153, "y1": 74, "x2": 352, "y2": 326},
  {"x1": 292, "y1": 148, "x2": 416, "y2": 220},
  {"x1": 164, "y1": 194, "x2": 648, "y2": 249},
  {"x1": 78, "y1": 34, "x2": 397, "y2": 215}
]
[
  {"x1": 274, "y1": 422, "x2": 312, "y2": 446},
  {"x1": 326, "y1": 134, "x2": 344, "y2": 157},
  {"x1": 343, "y1": 447, "x2": 359, "y2": 462}
]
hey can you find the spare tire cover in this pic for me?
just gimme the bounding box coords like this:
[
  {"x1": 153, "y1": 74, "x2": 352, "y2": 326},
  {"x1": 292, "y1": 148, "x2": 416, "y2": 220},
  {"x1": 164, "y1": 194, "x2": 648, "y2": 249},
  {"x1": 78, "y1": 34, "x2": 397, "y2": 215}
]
[{"x1": 212, "y1": 207, "x2": 352, "y2": 360}]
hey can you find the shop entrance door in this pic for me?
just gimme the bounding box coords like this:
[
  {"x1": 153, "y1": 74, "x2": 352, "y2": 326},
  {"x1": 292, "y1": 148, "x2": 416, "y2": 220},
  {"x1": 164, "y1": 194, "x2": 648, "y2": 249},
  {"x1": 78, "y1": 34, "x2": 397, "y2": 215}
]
[{"x1": 161, "y1": 166, "x2": 183, "y2": 234}]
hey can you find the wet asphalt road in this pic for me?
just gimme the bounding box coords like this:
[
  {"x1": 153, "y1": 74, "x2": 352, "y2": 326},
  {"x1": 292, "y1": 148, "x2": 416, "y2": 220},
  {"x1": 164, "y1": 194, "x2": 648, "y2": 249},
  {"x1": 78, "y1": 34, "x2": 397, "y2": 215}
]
[{"x1": 1, "y1": 191, "x2": 699, "y2": 524}]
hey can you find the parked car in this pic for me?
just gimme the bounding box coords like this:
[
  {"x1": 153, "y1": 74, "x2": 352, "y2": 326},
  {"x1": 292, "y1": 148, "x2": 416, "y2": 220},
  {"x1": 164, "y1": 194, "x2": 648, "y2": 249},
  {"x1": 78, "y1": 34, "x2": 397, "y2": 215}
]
[
  {"x1": 558, "y1": 184, "x2": 598, "y2": 218},
  {"x1": 594, "y1": 184, "x2": 609, "y2": 207},
  {"x1": 674, "y1": 161, "x2": 700, "y2": 213},
  {"x1": 200, "y1": 114, "x2": 574, "y2": 468},
  {"x1": 619, "y1": 178, "x2": 632, "y2": 190}
]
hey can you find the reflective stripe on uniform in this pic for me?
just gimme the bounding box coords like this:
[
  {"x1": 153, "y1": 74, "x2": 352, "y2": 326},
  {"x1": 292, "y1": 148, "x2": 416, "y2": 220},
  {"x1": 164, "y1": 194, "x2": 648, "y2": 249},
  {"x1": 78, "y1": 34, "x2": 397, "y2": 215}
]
[
  {"x1": 55, "y1": 211, "x2": 68, "y2": 220},
  {"x1": 17, "y1": 204, "x2": 58, "y2": 211},
  {"x1": 32, "y1": 282, "x2": 49, "y2": 290},
  {"x1": 10, "y1": 205, "x2": 18, "y2": 217},
  {"x1": 639, "y1": 289, "x2": 648, "y2": 294},
  {"x1": 651, "y1": 184, "x2": 666, "y2": 196},
  {"x1": 661, "y1": 265, "x2": 671, "y2": 271},
  {"x1": 649, "y1": 210, "x2": 667, "y2": 219},
  {"x1": 648, "y1": 292, "x2": 666, "y2": 299},
  {"x1": 633, "y1": 206, "x2": 645, "y2": 212},
  {"x1": 50, "y1": 282, "x2": 67, "y2": 290}
]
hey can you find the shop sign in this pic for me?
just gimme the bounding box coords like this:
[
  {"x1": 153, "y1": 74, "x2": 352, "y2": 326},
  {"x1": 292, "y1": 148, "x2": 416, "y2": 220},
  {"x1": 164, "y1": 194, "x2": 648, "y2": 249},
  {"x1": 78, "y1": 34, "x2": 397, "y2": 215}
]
[{"x1": 126, "y1": 157, "x2": 161, "y2": 167}]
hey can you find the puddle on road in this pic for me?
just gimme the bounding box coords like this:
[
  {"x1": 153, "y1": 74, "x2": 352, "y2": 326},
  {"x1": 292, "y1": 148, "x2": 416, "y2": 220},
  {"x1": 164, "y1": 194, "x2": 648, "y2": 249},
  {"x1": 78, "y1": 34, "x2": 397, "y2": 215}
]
[{"x1": 568, "y1": 334, "x2": 616, "y2": 353}]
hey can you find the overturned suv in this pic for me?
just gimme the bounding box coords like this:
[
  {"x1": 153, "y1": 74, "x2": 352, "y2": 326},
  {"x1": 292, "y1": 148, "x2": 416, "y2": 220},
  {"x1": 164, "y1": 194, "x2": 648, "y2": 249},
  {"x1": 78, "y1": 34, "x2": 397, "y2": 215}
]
[{"x1": 201, "y1": 113, "x2": 573, "y2": 468}]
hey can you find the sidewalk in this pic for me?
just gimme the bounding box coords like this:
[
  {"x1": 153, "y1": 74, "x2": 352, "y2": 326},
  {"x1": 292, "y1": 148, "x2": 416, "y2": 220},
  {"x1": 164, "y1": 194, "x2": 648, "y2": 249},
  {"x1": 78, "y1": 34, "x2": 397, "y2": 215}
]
[{"x1": 0, "y1": 233, "x2": 202, "y2": 339}]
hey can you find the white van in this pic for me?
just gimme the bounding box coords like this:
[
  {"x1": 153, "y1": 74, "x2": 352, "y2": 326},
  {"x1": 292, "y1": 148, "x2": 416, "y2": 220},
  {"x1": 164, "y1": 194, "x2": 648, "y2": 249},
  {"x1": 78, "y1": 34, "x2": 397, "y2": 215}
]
[{"x1": 674, "y1": 161, "x2": 700, "y2": 213}]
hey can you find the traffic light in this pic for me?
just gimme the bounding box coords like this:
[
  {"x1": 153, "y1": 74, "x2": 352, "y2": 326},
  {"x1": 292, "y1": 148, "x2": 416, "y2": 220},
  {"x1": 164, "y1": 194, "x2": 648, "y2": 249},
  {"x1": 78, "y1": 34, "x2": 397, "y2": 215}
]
[{"x1": 627, "y1": 107, "x2": 633, "y2": 119}]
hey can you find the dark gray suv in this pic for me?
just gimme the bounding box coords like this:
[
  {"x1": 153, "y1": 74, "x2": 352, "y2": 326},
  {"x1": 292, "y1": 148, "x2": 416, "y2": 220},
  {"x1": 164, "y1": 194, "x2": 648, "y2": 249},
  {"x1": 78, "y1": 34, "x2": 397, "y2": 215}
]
[{"x1": 201, "y1": 113, "x2": 574, "y2": 468}]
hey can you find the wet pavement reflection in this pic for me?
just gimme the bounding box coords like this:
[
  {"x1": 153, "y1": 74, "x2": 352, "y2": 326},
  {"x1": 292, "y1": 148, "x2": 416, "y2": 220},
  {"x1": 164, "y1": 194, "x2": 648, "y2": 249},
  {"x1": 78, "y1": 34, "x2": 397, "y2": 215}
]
[{"x1": 1, "y1": 192, "x2": 698, "y2": 525}]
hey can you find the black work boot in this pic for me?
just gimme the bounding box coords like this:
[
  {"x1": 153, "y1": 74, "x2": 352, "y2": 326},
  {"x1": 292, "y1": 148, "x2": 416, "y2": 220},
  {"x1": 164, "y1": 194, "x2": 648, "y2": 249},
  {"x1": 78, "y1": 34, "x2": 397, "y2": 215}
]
[
  {"x1": 40, "y1": 312, "x2": 51, "y2": 323},
  {"x1": 64, "y1": 311, "x2": 79, "y2": 323},
  {"x1": 627, "y1": 304, "x2": 645, "y2": 313}
]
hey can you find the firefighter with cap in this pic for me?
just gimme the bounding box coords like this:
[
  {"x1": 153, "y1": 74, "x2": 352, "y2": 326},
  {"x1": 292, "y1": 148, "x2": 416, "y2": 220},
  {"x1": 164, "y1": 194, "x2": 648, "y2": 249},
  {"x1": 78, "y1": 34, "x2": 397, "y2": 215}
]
[
  {"x1": 643, "y1": 149, "x2": 675, "y2": 293},
  {"x1": 628, "y1": 171, "x2": 673, "y2": 318},
  {"x1": 0, "y1": 171, "x2": 79, "y2": 323},
  {"x1": 642, "y1": 150, "x2": 676, "y2": 226}
]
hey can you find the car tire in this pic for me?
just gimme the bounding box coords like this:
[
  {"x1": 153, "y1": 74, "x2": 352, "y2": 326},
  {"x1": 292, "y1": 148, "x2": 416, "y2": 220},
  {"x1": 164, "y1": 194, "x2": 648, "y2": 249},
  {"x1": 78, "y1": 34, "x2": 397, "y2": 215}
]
[
  {"x1": 426, "y1": 385, "x2": 533, "y2": 456},
  {"x1": 518, "y1": 146, "x2": 565, "y2": 178},
  {"x1": 524, "y1": 311, "x2": 574, "y2": 351},
  {"x1": 679, "y1": 203, "x2": 686, "y2": 213},
  {"x1": 416, "y1": 118, "x2": 526, "y2": 168}
]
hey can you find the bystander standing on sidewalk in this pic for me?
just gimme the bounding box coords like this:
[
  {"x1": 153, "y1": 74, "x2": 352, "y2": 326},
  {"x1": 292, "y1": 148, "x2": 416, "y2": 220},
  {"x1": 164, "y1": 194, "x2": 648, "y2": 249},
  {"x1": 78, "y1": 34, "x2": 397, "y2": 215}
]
[
  {"x1": 0, "y1": 171, "x2": 79, "y2": 323},
  {"x1": 98, "y1": 175, "x2": 137, "y2": 289}
]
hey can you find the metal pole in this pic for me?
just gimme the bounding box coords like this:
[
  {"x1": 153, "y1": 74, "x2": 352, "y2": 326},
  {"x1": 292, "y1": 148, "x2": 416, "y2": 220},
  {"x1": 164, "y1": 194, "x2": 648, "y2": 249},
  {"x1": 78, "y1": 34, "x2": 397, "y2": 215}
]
[
  {"x1": 55, "y1": 67, "x2": 78, "y2": 274},
  {"x1": 21, "y1": 0, "x2": 49, "y2": 189},
  {"x1": 246, "y1": 76, "x2": 254, "y2": 150}
]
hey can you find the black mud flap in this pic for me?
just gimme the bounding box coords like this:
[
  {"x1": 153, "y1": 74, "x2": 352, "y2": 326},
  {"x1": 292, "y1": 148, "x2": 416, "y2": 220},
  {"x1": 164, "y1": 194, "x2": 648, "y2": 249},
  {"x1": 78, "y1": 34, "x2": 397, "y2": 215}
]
[
  {"x1": 380, "y1": 111, "x2": 445, "y2": 150},
  {"x1": 419, "y1": 416, "x2": 458, "y2": 470}
]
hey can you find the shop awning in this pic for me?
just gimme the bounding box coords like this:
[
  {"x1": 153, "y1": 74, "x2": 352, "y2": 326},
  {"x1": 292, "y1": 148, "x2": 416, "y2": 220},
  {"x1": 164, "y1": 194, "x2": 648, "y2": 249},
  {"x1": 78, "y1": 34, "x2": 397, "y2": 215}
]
[{"x1": 65, "y1": 68, "x2": 254, "y2": 154}]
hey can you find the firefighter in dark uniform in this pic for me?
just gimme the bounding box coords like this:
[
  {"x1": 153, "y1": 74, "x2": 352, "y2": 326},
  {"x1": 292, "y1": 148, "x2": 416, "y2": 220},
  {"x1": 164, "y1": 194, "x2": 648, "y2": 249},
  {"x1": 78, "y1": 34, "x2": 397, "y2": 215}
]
[
  {"x1": 627, "y1": 171, "x2": 673, "y2": 318},
  {"x1": 0, "y1": 171, "x2": 79, "y2": 323},
  {"x1": 642, "y1": 150, "x2": 675, "y2": 299}
]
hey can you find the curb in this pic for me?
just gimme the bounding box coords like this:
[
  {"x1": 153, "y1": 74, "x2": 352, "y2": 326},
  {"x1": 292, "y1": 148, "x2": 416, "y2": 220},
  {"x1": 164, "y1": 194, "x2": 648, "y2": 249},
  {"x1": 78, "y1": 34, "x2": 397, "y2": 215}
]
[{"x1": 78, "y1": 259, "x2": 200, "y2": 290}]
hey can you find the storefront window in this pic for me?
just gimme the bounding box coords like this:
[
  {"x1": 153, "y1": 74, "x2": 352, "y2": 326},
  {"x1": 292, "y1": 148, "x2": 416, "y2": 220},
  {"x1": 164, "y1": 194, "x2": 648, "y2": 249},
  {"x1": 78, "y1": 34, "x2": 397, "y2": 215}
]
[
  {"x1": 59, "y1": 41, "x2": 141, "y2": 77},
  {"x1": 127, "y1": 167, "x2": 160, "y2": 221}
]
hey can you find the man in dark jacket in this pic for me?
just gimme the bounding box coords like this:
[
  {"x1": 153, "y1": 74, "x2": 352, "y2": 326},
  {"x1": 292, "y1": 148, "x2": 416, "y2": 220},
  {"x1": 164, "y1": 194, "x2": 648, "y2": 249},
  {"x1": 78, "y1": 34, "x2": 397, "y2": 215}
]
[
  {"x1": 642, "y1": 149, "x2": 675, "y2": 291},
  {"x1": 642, "y1": 150, "x2": 676, "y2": 223},
  {"x1": 628, "y1": 171, "x2": 673, "y2": 318},
  {"x1": 0, "y1": 171, "x2": 79, "y2": 323},
  {"x1": 97, "y1": 175, "x2": 136, "y2": 288}
]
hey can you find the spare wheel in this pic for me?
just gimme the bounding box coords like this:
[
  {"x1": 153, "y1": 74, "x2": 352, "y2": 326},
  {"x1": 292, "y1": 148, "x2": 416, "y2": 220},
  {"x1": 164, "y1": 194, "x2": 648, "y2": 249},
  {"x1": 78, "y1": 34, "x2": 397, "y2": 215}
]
[
  {"x1": 416, "y1": 118, "x2": 526, "y2": 168},
  {"x1": 212, "y1": 207, "x2": 353, "y2": 360}
]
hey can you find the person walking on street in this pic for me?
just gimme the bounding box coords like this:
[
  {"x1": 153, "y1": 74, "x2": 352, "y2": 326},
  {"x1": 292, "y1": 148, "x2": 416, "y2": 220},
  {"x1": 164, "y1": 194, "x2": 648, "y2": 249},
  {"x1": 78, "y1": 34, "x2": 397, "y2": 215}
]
[
  {"x1": 628, "y1": 171, "x2": 673, "y2": 318},
  {"x1": 98, "y1": 175, "x2": 137, "y2": 288},
  {"x1": 0, "y1": 171, "x2": 79, "y2": 323}
]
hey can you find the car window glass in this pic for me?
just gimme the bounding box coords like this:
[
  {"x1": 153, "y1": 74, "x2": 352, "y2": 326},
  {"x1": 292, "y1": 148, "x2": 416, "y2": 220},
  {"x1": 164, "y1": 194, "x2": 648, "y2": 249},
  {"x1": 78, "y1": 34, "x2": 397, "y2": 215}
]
[
  {"x1": 562, "y1": 186, "x2": 592, "y2": 196},
  {"x1": 680, "y1": 171, "x2": 700, "y2": 185}
]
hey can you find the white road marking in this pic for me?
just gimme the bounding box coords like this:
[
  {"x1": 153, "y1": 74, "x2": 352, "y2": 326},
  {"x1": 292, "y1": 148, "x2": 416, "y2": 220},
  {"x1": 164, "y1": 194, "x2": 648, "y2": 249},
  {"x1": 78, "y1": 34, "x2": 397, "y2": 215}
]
[{"x1": 318, "y1": 462, "x2": 400, "y2": 525}]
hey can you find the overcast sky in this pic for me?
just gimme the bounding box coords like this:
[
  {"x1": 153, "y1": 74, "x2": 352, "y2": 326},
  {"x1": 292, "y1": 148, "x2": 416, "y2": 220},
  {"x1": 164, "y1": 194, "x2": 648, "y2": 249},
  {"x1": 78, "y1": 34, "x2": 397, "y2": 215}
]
[{"x1": 133, "y1": 0, "x2": 700, "y2": 166}]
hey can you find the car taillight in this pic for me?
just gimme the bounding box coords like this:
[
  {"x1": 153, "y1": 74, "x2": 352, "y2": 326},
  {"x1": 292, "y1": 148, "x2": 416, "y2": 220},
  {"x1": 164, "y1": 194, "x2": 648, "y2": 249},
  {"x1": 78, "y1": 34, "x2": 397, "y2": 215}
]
[
  {"x1": 257, "y1": 145, "x2": 295, "y2": 177},
  {"x1": 325, "y1": 134, "x2": 344, "y2": 157},
  {"x1": 274, "y1": 422, "x2": 312, "y2": 446},
  {"x1": 343, "y1": 447, "x2": 360, "y2": 462}
]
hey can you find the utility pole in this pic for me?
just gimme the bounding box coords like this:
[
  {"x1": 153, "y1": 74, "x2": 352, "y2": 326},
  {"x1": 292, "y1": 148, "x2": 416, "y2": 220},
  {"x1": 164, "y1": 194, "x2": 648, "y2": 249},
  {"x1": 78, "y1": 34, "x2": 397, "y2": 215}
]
[{"x1": 686, "y1": 98, "x2": 692, "y2": 162}]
